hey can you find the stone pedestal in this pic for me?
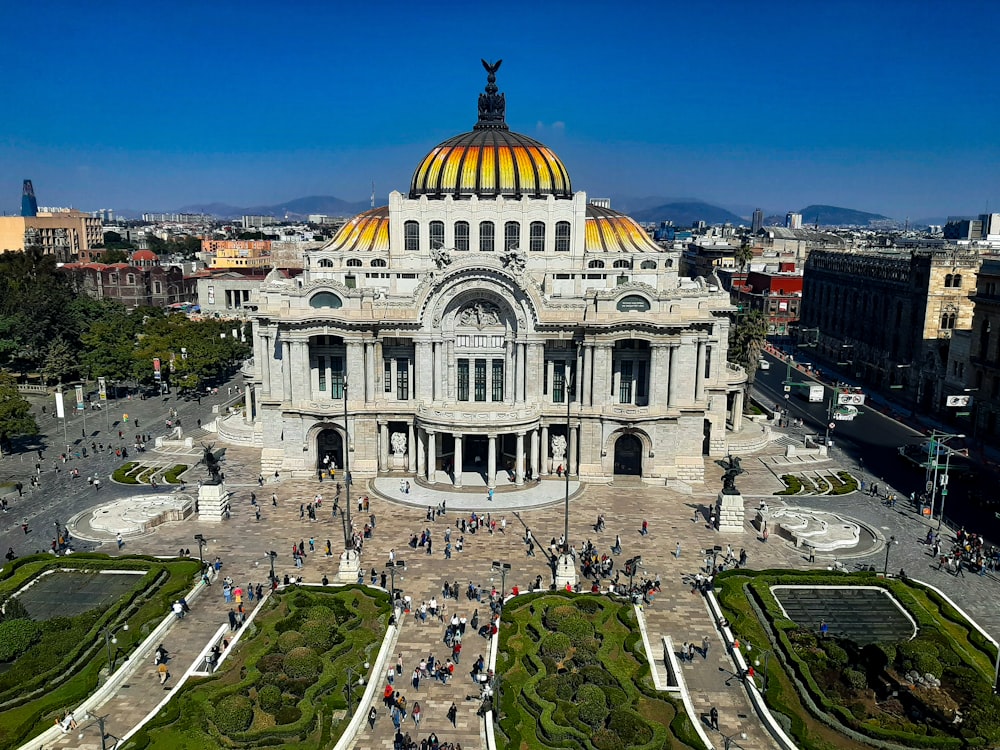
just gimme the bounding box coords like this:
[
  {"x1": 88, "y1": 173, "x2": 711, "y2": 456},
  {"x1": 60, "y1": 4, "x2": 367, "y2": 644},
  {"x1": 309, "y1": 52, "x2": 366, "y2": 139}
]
[
  {"x1": 715, "y1": 491, "x2": 745, "y2": 533},
  {"x1": 337, "y1": 548, "x2": 361, "y2": 583},
  {"x1": 554, "y1": 553, "x2": 577, "y2": 589},
  {"x1": 390, "y1": 454, "x2": 406, "y2": 471},
  {"x1": 198, "y1": 481, "x2": 228, "y2": 522}
]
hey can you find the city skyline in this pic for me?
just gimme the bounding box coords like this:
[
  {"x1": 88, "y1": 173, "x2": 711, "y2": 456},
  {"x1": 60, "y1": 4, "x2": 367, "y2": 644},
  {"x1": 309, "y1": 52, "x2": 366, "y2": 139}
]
[{"x1": 1, "y1": 0, "x2": 997, "y2": 220}]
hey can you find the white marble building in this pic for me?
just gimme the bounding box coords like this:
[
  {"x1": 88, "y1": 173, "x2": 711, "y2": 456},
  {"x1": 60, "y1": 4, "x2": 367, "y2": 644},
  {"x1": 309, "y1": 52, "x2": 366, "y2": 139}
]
[{"x1": 235, "y1": 64, "x2": 747, "y2": 487}]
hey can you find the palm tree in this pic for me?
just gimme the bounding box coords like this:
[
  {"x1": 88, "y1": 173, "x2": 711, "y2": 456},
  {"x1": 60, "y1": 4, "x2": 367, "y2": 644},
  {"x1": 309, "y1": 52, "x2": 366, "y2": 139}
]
[
  {"x1": 735, "y1": 236, "x2": 754, "y2": 274},
  {"x1": 729, "y1": 309, "x2": 769, "y2": 412}
]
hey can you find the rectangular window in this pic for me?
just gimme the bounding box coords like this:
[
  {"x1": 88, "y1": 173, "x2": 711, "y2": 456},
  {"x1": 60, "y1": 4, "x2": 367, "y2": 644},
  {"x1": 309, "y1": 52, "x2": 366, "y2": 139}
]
[
  {"x1": 384, "y1": 361, "x2": 392, "y2": 393},
  {"x1": 397, "y1": 359, "x2": 409, "y2": 400},
  {"x1": 704, "y1": 346, "x2": 712, "y2": 379},
  {"x1": 317, "y1": 355, "x2": 327, "y2": 392},
  {"x1": 331, "y1": 356, "x2": 345, "y2": 399},
  {"x1": 474, "y1": 359, "x2": 487, "y2": 402},
  {"x1": 492, "y1": 359, "x2": 504, "y2": 401},
  {"x1": 555, "y1": 221, "x2": 571, "y2": 252},
  {"x1": 479, "y1": 221, "x2": 495, "y2": 252},
  {"x1": 619, "y1": 360, "x2": 633, "y2": 404},
  {"x1": 529, "y1": 221, "x2": 545, "y2": 252},
  {"x1": 637, "y1": 361, "x2": 648, "y2": 399},
  {"x1": 429, "y1": 221, "x2": 445, "y2": 248},
  {"x1": 404, "y1": 221, "x2": 419, "y2": 251},
  {"x1": 553, "y1": 362, "x2": 565, "y2": 403},
  {"x1": 455, "y1": 221, "x2": 470, "y2": 251},
  {"x1": 504, "y1": 221, "x2": 520, "y2": 251},
  {"x1": 457, "y1": 359, "x2": 470, "y2": 401}
]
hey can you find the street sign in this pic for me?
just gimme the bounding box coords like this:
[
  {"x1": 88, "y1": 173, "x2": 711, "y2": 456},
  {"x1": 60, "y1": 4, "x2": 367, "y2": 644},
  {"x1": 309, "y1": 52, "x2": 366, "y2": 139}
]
[
  {"x1": 837, "y1": 391, "x2": 866, "y2": 405},
  {"x1": 783, "y1": 385, "x2": 791, "y2": 392},
  {"x1": 925, "y1": 481, "x2": 933, "y2": 492},
  {"x1": 946, "y1": 395, "x2": 970, "y2": 407},
  {"x1": 828, "y1": 422, "x2": 836, "y2": 430}
]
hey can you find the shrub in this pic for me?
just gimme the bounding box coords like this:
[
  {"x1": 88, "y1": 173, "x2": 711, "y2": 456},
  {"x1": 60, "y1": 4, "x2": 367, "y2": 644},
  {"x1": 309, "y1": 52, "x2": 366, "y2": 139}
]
[
  {"x1": 283, "y1": 646, "x2": 320, "y2": 679},
  {"x1": 592, "y1": 729, "x2": 625, "y2": 750},
  {"x1": 215, "y1": 694, "x2": 253, "y2": 734},
  {"x1": 575, "y1": 597, "x2": 602, "y2": 614},
  {"x1": 607, "y1": 708, "x2": 653, "y2": 746},
  {"x1": 577, "y1": 684, "x2": 606, "y2": 706},
  {"x1": 823, "y1": 642, "x2": 849, "y2": 668},
  {"x1": 274, "y1": 705, "x2": 302, "y2": 725},
  {"x1": 571, "y1": 639, "x2": 600, "y2": 666},
  {"x1": 554, "y1": 672, "x2": 582, "y2": 700},
  {"x1": 540, "y1": 632, "x2": 571, "y2": 660},
  {"x1": 558, "y1": 616, "x2": 594, "y2": 646},
  {"x1": 580, "y1": 665, "x2": 616, "y2": 686},
  {"x1": 912, "y1": 653, "x2": 942, "y2": 678},
  {"x1": 843, "y1": 668, "x2": 867, "y2": 690},
  {"x1": 0, "y1": 597, "x2": 30, "y2": 622},
  {"x1": 277, "y1": 630, "x2": 305, "y2": 653},
  {"x1": 543, "y1": 604, "x2": 578, "y2": 631},
  {"x1": 307, "y1": 604, "x2": 336, "y2": 622},
  {"x1": 602, "y1": 685, "x2": 627, "y2": 707},
  {"x1": 300, "y1": 619, "x2": 334, "y2": 650},
  {"x1": 536, "y1": 675, "x2": 560, "y2": 702},
  {"x1": 258, "y1": 653, "x2": 285, "y2": 673},
  {"x1": 578, "y1": 697, "x2": 610, "y2": 728},
  {"x1": 257, "y1": 684, "x2": 282, "y2": 712},
  {"x1": 0, "y1": 619, "x2": 42, "y2": 661}
]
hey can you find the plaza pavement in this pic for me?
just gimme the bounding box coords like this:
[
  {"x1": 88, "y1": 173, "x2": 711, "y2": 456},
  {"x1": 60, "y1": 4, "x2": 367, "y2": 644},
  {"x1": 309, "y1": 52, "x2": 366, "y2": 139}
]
[{"x1": 28, "y1": 431, "x2": 1000, "y2": 750}]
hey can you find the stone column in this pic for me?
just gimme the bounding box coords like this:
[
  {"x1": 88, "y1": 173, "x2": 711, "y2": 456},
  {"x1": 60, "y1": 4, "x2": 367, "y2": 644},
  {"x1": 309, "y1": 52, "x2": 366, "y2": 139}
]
[
  {"x1": 667, "y1": 345, "x2": 679, "y2": 407},
  {"x1": 244, "y1": 383, "x2": 252, "y2": 423},
  {"x1": 453, "y1": 434, "x2": 463, "y2": 488},
  {"x1": 416, "y1": 343, "x2": 433, "y2": 400},
  {"x1": 569, "y1": 425, "x2": 578, "y2": 477},
  {"x1": 732, "y1": 390, "x2": 744, "y2": 432},
  {"x1": 575, "y1": 347, "x2": 584, "y2": 406},
  {"x1": 505, "y1": 340, "x2": 515, "y2": 403},
  {"x1": 515, "y1": 432, "x2": 525, "y2": 486},
  {"x1": 282, "y1": 340, "x2": 293, "y2": 403},
  {"x1": 390, "y1": 357, "x2": 398, "y2": 402},
  {"x1": 611, "y1": 358, "x2": 621, "y2": 404},
  {"x1": 584, "y1": 344, "x2": 594, "y2": 406},
  {"x1": 695, "y1": 340, "x2": 706, "y2": 402},
  {"x1": 432, "y1": 343, "x2": 441, "y2": 400},
  {"x1": 408, "y1": 422, "x2": 416, "y2": 473},
  {"x1": 593, "y1": 345, "x2": 611, "y2": 405},
  {"x1": 526, "y1": 343, "x2": 543, "y2": 404},
  {"x1": 540, "y1": 424, "x2": 549, "y2": 475},
  {"x1": 365, "y1": 342, "x2": 376, "y2": 403},
  {"x1": 649, "y1": 345, "x2": 664, "y2": 407},
  {"x1": 416, "y1": 428, "x2": 426, "y2": 476},
  {"x1": 487, "y1": 434, "x2": 497, "y2": 489},
  {"x1": 446, "y1": 340, "x2": 456, "y2": 400},
  {"x1": 378, "y1": 421, "x2": 389, "y2": 472},
  {"x1": 347, "y1": 342, "x2": 364, "y2": 402},
  {"x1": 426, "y1": 431, "x2": 436, "y2": 484},
  {"x1": 409, "y1": 356, "x2": 416, "y2": 400},
  {"x1": 261, "y1": 334, "x2": 272, "y2": 396},
  {"x1": 546, "y1": 359, "x2": 555, "y2": 402},
  {"x1": 515, "y1": 343, "x2": 526, "y2": 403},
  {"x1": 530, "y1": 428, "x2": 539, "y2": 478}
]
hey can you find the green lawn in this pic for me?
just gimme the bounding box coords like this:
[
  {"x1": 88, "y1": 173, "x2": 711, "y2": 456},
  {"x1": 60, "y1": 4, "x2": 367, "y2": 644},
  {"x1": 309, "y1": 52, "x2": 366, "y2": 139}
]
[{"x1": 496, "y1": 592, "x2": 702, "y2": 750}]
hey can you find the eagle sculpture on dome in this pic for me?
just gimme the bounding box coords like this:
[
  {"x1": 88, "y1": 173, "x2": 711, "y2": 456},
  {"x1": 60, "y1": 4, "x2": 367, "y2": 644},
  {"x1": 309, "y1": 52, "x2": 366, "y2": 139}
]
[
  {"x1": 477, "y1": 59, "x2": 507, "y2": 129},
  {"x1": 482, "y1": 58, "x2": 502, "y2": 80}
]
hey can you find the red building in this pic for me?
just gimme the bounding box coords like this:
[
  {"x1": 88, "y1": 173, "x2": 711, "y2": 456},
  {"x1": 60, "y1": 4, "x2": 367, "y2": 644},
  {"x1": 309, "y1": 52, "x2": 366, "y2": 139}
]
[
  {"x1": 60, "y1": 250, "x2": 196, "y2": 309},
  {"x1": 732, "y1": 263, "x2": 803, "y2": 336}
]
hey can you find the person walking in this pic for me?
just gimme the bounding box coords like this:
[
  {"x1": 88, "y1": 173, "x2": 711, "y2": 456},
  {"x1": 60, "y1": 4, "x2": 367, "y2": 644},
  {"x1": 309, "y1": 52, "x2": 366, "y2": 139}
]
[
  {"x1": 675, "y1": 542, "x2": 682, "y2": 558},
  {"x1": 709, "y1": 706, "x2": 719, "y2": 731},
  {"x1": 702, "y1": 636, "x2": 710, "y2": 659},
  {"x1": 412, "y1": 666, "x2": 421, "y2": 691},
  {"x1": 117, "y1": 532, "x2": 124, "y2": 550},
  {"x1": 447, "y1": 701, "x2": 458, "y2": 727},
  {"x1": 412, "y1": 701, "x2": 422, "y2": 728},
  {"x1": 368, "y1": 705, "x2": 378, "y2": 730},
  {"x1": 641, "y1": 519, "x2": 648, "y2": 536}
]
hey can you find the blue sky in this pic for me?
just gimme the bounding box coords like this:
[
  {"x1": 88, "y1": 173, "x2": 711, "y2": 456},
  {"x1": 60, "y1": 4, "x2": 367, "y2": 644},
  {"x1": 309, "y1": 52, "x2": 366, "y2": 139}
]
[{"x1": 1, "y1": 0, "x2": 997, "y2": 220}]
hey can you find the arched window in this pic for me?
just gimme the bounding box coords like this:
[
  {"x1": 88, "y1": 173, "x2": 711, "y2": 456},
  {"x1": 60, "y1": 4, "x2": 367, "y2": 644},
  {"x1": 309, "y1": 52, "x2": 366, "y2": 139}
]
[
  {"x1": 588, "y1": 260, "x2": 605, "y2": 269},
  {"x1": 371, "y1": 258, "x2": 387, "y2": 267},
  {"x1": 941, "y1": 312, "x2": 956, "y2": 329},
  {"x1": 309, "y1": 292, "x2": 343, "y2": 309},
  {"x1": 529, "y1": 221, "x2": 545, "y2": 252},
  {"x1": 454, "y1": 221, "x2": 470, "y2": 251},
  {"x1": 555, "y1": 221, "x2": 571, "y2": 252},
  {"x1": 640, "y1": 260, "x2": 657, "y2": 270},
  {"x1": 944, "y1": 274, "x2": 953, "y2": 287},
  {"x1": 980, "y1": 319, "x2": 992, "y2": 358},
  {"x1": 126, "y1": 274, "x2": 135, "y2": 285},
  {"x1": 613, "y1": 259, "x2": 632, "y2": 269},
  {"x1": 346, "y1": 258, "x2": 362, "y2": 267},
  {"x1": 479, "y1": 221, "x2": 494, "y2": 252},
  {"x1": 429, "y1": 221, "x2": 445, "y2": 248},
  {"x1": 318, "y1": 258, "x2": 334, "y2": 268},
  {"x1": 953, "y1": 274, "x2": 963, "y2": 288},
  {"x1": 404, "y1": 221, "x2": 419, "y2": 252},
  {"x1": 666, "y1": 258, "x2": 674, "y2": 268},
  {"x1": 504, "y1": 221, "x2": 520, "y2": 251}
]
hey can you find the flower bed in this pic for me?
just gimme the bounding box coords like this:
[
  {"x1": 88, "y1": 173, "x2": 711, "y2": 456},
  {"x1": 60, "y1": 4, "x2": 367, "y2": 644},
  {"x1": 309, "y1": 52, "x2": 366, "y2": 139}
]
[
  {"x1": 496, "y1": 592, "x2": 701, "y2": 750},
  {"x1": 129, "y1": 586, "x2": 391, "y2": 750},
  {"x1": 716, "y1": 569, "x2": 1000, "y2": 749}
]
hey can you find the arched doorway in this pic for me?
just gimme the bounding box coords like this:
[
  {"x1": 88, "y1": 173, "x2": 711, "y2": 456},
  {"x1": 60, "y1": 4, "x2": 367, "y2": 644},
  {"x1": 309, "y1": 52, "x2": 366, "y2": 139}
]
[
  {"x1": 316, "y1": 428, "x2": 344, "y2": 470},
  {"x1": 613, "y1": 434, "x2": 642, "y2": 476}
]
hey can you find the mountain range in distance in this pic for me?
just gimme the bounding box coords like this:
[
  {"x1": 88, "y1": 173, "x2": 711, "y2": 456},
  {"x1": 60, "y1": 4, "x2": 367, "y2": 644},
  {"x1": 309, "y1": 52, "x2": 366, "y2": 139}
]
[{"x1": 117, "y1": 194, "x2": 906, "y2": 228}]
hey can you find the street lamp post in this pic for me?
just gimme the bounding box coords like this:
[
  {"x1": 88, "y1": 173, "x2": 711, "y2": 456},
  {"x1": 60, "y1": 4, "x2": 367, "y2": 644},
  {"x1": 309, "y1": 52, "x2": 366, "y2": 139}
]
[
  {"x1": 492, "y1": 560, "x2": 511, "y2": 602},
  {"x1": 342, "y1": 375, "x2": 353, "y2": 551},
  {"x1": 883, "y1": 535, "x2": 897, "y2": 575},
  {"x1": 625, "y1": 556, "x2": 643, "y2": 598},
  {"x1": 81, "y1": 713, "x2": 110, "y2": 750},
  {"x1": 385, "y1": 560, "x2": 405, "y2": 601},
  {"x1": 746, "y1": 641, "x2": 771, "y2": 693},
  {"x1": 555, "y1": 344, "x2": 579, "y2": 590},
  {"x1": 104, "y1": 622, "x2": 129, "y2": 673},
  {"x1": 194, "y1": 534, "x2": 206, "y2": 566},
  {"x1": 267, "y1": 550, "x2": 277, "y2": 585},
  {"x1": 722, "y1": 733, "x2": 748, "y2": 750},
  {"x1": 345, "y1": 661, "x2": 370, "y2": 716},
  {"x1": 924, "y1": 431, "x2": 964, "y2": 529}
]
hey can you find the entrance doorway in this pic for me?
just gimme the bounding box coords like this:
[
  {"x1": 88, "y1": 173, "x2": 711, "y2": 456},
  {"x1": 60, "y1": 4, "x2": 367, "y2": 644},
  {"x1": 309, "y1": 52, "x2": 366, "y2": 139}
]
[
  {"x1": 613, "y1": 434, "x2": 642, "y2": 475},
  {"x1": 316, "y1": 428, "x2": 344, "y2": 470},
  {"x1": 463, "y1": 436, "x2": 489, "y2": 480}
]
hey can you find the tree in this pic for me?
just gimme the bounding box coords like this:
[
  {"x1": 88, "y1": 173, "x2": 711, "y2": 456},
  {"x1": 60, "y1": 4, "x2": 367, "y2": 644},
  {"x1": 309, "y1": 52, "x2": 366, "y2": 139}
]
[
  {"x1": 41, "y1": 338, "x2": 77, "y2": 385},
  {"x1": 0, "y1": 370, "x2": 38, "y2": 454},
  {"x1": 729, "y1": 309, "x2": 769, "y2": 412},
  {"x1": 101, "y1": 248, "x2": 130, "y2": 263},
  {"x1": 735, "y1": 237, "x2": 754, "y2": 274}
]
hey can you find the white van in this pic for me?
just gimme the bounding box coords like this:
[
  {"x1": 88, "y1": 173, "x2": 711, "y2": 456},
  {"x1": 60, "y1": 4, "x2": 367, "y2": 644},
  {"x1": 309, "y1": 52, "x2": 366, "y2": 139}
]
[{"x1": 758, "y1": 359, "x2": 770, "y2": 371}]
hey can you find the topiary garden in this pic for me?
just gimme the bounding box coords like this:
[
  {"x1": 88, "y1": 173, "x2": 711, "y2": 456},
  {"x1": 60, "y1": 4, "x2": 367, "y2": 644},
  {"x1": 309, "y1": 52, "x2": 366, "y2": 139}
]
[
  {"x1": 496, "y1": 592, "x2": 701, "y2": 750},
  {"x1": 716, "y1": 568, "x2": 1000, "y2": 749},
  {"x1": 128, "y1": 585, "x2": 390, "y2": 749}
]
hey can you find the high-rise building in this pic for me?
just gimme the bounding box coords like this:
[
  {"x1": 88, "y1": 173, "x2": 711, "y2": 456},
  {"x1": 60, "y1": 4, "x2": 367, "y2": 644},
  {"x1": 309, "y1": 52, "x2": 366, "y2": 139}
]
[
  {"x1": 751, "y1": 208, "x2": 763, "y2": 233},
  {"x1": 21, "y1": 180, "x2": 37, "y2": 217},
  {"x1": 785, "y1": 212, "x2": 803, "y2": 229}
]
